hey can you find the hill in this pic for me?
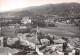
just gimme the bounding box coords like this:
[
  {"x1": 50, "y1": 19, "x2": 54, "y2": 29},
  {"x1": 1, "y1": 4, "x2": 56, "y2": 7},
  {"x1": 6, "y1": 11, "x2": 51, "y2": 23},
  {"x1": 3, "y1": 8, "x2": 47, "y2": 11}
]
[
  {"x1": 26, "y1": 3, "x2": 80, "y2": 17},
  {"x1": 0, "y1": 10, "x2": 34, "y2": 18},
  {"x1": 0, "y1": 2, "x2": 80, "y2": 19}
]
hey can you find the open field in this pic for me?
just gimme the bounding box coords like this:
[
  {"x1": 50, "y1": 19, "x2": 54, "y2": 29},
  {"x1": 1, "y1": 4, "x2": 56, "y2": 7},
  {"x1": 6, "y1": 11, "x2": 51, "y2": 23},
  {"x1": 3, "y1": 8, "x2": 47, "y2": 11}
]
[{"x1": 39, "y1": 22, "x2": 80, "y2": 37}]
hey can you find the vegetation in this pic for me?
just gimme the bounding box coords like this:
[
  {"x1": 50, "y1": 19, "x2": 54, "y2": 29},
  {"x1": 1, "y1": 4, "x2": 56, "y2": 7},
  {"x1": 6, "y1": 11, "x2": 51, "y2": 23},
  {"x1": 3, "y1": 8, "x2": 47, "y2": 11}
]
[
  {"x1": 31, "y1": 20, "x2": 46, "y2": 27},
  {"x1": 47, "y1": 23, "x2": 56, "y2": 27},
  {"x1": 0, "y1": 3, "x2": 80, "y2": 20}
]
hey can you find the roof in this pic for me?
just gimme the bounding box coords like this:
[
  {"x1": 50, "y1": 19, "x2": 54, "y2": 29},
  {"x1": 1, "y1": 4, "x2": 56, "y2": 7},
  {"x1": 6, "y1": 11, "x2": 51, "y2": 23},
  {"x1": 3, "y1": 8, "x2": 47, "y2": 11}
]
[
  {"x1": 2, "y1": 27, "x2": 17, "y2": 38},
  {"x1": 40, "y1": 38, "x2": 50, "y2": 42},
  {"x1": 0, "y1": 47, "x2": 19, "y2": 55},
  {"x1": 53, "y1": 39, "x2": 66, "y2": 44}
]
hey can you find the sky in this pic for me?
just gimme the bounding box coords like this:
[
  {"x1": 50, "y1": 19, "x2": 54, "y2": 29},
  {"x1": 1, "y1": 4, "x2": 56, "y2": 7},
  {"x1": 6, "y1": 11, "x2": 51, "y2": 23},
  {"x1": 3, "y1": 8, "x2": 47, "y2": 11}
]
[{"x1": 0, "y1": 0, "x2": 80, "y2": 12}]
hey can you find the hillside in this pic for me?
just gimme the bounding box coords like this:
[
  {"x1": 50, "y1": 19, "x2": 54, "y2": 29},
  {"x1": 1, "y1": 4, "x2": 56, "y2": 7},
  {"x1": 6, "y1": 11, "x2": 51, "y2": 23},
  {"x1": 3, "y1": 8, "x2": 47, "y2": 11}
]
[
  {"x1": 26, "y1": 3, "x2": 80, "y2": 17},
  {"x1": 0, "y1": 2, "x2": 80, "y2": 19}
]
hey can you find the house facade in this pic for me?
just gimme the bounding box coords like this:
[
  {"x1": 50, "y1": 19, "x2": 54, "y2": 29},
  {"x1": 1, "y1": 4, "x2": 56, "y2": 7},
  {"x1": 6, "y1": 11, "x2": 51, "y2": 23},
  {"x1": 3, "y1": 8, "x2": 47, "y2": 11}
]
[{"x1": 21, "y1": 16, "x2": 31, "y2": 24}]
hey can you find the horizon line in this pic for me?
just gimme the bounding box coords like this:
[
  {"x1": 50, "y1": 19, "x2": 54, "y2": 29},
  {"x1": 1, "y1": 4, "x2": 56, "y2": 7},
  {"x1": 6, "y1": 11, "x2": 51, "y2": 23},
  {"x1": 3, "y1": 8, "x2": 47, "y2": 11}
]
[{"x1": 0, "y1": 2, "x2": 80, "y2": 13}]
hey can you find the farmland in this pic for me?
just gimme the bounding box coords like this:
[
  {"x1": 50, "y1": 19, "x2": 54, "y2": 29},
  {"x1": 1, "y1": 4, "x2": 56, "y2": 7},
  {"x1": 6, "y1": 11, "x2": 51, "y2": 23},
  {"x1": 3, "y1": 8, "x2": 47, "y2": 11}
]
[{"x1": 39, "y1": 22, "x2": 80, "y2": 37}]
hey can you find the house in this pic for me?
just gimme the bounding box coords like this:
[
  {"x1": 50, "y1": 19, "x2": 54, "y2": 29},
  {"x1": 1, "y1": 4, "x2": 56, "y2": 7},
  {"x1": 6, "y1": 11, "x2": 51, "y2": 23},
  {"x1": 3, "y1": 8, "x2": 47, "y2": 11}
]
[
  {"x1": 21, "y1": 16, "x2": 31, "y2": 24},
  {"x1": 40, "y1": 38, "x2": 50, "y2": 46}
]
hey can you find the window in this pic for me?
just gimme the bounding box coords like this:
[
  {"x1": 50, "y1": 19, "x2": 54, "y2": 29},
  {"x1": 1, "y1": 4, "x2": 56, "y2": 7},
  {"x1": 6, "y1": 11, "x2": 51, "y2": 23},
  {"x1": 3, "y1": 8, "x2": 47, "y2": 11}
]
[{"x1": 43, "y1": 42, "x2": 45, "y2": 44}]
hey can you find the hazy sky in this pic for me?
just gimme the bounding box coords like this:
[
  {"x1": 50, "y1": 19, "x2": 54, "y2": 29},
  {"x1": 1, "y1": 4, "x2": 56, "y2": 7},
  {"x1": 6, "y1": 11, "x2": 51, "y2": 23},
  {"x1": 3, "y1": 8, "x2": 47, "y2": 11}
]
[{"x1": 0, "y1": 0, "x2": 80, "y2": 12}]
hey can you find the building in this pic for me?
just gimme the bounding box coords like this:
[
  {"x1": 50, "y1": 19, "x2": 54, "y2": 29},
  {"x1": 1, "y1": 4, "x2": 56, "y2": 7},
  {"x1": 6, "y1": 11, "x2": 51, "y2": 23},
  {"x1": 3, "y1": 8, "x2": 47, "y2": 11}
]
[
  {"x1": 21, "y1": 16, "x2": 31, "y2": 24},
  {"x1": 40, "y1": 38, "x2": 50, "y2": 46}
]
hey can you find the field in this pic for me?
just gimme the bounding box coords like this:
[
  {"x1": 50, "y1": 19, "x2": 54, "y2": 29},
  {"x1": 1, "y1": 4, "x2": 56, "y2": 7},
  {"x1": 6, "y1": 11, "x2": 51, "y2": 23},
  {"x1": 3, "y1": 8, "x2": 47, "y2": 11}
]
[{"x1": 39, "y1": 22, "x2": 80, "y2": 37}]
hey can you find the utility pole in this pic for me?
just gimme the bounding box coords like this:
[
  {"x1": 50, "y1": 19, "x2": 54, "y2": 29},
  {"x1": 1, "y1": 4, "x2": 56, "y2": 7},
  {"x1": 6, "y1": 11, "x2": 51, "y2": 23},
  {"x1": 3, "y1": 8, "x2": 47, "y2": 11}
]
[{"x1": 36, "y1": 26, "x2": 38, "y2": 39}]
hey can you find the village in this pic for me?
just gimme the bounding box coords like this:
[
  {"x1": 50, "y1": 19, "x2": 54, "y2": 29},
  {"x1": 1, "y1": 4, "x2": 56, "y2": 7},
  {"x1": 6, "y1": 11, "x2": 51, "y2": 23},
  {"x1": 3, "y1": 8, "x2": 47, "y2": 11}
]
[{"x1": 0, "y1": 13, "x2": 80, "y2": 55}]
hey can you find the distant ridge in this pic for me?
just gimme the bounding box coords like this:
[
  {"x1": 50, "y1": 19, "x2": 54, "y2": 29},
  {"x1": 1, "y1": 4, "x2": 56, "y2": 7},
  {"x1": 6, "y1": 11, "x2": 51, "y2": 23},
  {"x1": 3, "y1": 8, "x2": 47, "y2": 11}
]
[{"x1": 0, "y1": 2, "x2": 80, "y2": 18}]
